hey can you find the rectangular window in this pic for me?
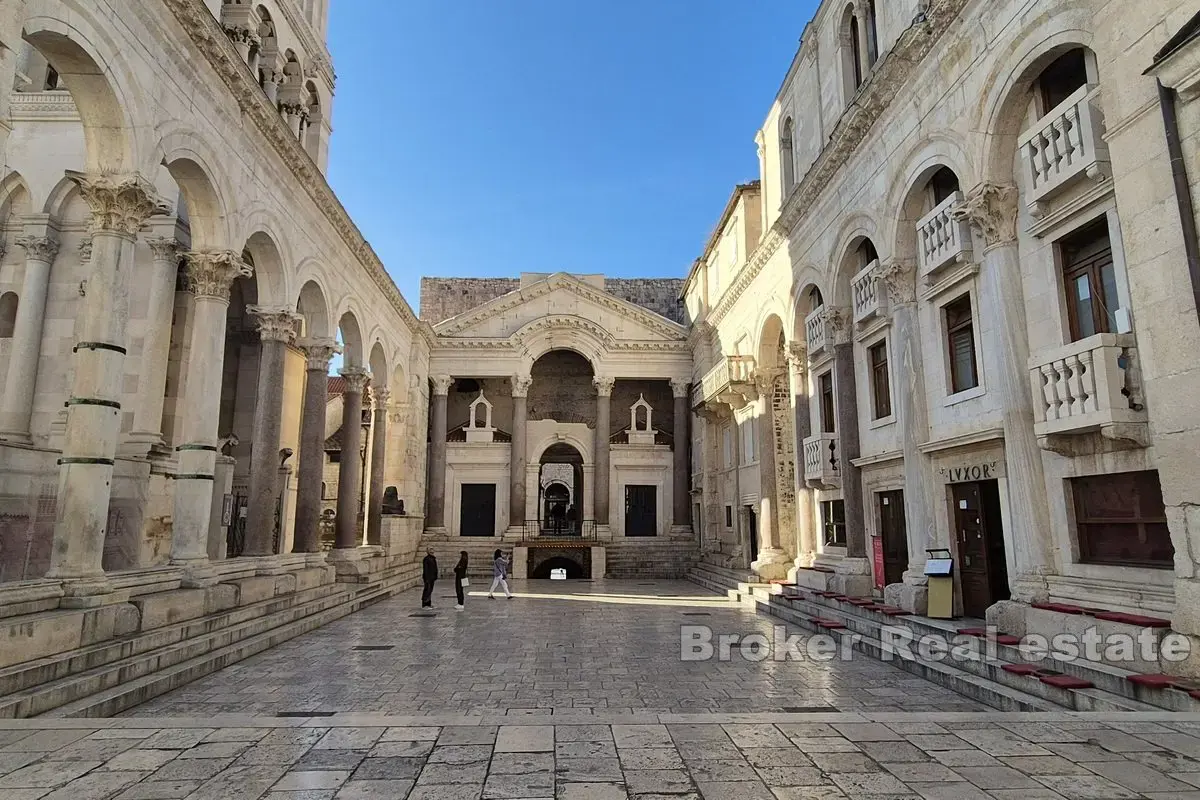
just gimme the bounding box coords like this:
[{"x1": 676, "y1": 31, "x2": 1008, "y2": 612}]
[
  {"x1": 740, "y1": 420, "x2": 756, "y2": 464},
  {"x1": 869, "y1": 340, "x2": 891, "y2": 419},
  {"x1": 1059, "y1": 218, "x2": 1117, "y2": 342},
  {"x1": 818, "y1": 372, "x2": 836, "y2": 433},
  {"x1": 1073, "y1": 470, "x2": 1173, "y2": 568},
  {"x1": 725, "y1": 505, "x2": 733, "y2": 528},
  {"x1": 722, "y1": 426, "x2": 733, "y2": 468},
  {"x1": 945, "y1": 294, "x2": 979, "y2": 394},
  {"x1": 822, "y1": 499, "x2": 847, "y2": 547}
]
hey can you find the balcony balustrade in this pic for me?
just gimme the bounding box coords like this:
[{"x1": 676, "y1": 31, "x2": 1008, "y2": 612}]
[
  {"x1": 802, "y1": 433, "x2": 840, "y2": 488},
  {"x1": 1018, "y1": 85, "x2": 1110, "y2": 211},
  {"x1": 917, "y1": 191, "x2": 973, "y2": 280},
  {"x1": 851, "y1": 260, "x2": 886, "y2": 324}
]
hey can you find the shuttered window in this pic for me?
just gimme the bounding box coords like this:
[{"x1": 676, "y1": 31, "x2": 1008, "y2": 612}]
[
  {"x1": 869, "y1": 341, "x2": 891, "y2": 419},
  {"x1": 945, "y1": 294, "x2": 978, "y2": 394},
  {"x1": 1073, "y1": 471, "x2": 1173, "y2": 568}
]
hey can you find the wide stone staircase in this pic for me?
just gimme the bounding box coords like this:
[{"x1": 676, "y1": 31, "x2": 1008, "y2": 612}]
[
  {"x1": 0, "y1": 559, "x2": 421, "y2": 719},
  {"x1": 687, "y1": 563, "x2": 1200, "y2": 714},
  {"x1": 604, "y1": 540, "x2": 699, "y2": 579}
]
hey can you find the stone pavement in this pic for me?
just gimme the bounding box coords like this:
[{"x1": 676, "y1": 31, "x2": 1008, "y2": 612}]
[
  {"x1": 5, "y1": 712, "x2": 1200, "y2": 798},
  {"x1": 124, "y1": 580, "x2": 983, "y2": 717}
]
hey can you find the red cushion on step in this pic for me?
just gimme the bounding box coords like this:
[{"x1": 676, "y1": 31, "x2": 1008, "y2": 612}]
[
  {"x1": 881, "y1": 608, "x2": 912, "y2": 616},
  {"x1": 849, "y1": 599, "x2": 875, "y2": 606},
  {"x1": 1031, "y1": 602, "x2": 1087, "y2": 614},
  {"x1": 816, "y1": 591, "x2": 839, "y2": 598},
  {"x1": 1002, "y1": 663, "x2": 1042, "y2": 675},
  {"x1": 957, "y1": 628, "x2": 988, "y2": 637},
  {"x1": 1092, "y1": 612, "x2": 1172, "y2": 628},
  {"x1": 1039, "y1": 674, "x2": 1094, "y2": 689},
  {"x1": 1127, "y1": 673, "x2": 1177, "y2": 688}
]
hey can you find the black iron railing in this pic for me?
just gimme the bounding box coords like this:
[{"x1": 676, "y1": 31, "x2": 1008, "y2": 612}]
[{"x1": 522, "y1": 519, "x2": 597, "y2": 541}]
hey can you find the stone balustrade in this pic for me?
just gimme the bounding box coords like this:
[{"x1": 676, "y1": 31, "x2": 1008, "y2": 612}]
[
  {"x1": 802, "y1": 432, "x2": 840, "y2": 488},
  {"x1": 917, "y1": 191, "x2": 973, "y2": 280},
  {"x1": 1018, "y1": 85, "x2": 1110, "y2": 210},
  {"x1": 698, "y1": 355, "x2": 756, "y2": 408},
  {"x1": 1029, "y1": 333, "x2": 1145, "y2": 440},
  {"x1": 851, "y1": 260, "x2": 885, "y2": 324},
  {"x1": 805, "y1": 306, "x2": 830, "y2": 358}
]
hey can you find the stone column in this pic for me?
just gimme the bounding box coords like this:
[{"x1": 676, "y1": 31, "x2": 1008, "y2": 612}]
[
  {"x1": 880, "y1": 260, "x2": 933, "y2": 613},
  {"x1": 293, "y1": 338, "x2": 338, "y2": 554},
  {"x1": 670, "y1": 378, "x2": 691, "y2": 529},
  {"x1": 829, "y1": 307, "x2": 872, "y2": 595},
  {"x1": 786, "y1": 345, "x2": 816, "y2": 570},
  {"x1": 334, "y1": 367, "x2": 370, "y2": 548},
  {"x1": 752, "y1": 372, "x2": 790, "y2": 578},
  {"x1": 242, "y1": 306, "x2": 300, "y2": 557},
  {"x1": 593, "y1": 376, "x2": 615, "y2": 527},
  {"x1": 425, "y1": 374, "x2": 452, "y2": 531},
  {"x1": 0, "y1": 232, "x2": 58, "y2": 443},
  {"x1": 509, "y1": 374, "x2": 532, "y2": 530},
  {"x1": 45, "y1": 174, "x2": 170, "y2": 601},
  {"x1": 953, "y1": 184, "x2": 1054, "y2": 602},
  {"x1": 366, "y1": 386, "x2": 390, "y2": 546},
  {"x1": 123, "y1": 234, "x2": 181, "y2": 457},
  {"x1": 171, "y1": 250, "x2": 253, "y2": 586}
]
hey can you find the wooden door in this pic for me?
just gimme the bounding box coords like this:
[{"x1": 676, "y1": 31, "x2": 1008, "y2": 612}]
[
  {"x1": 624, "y1": 485, "x2": 657, "y2": 537},
  {"x1": 460, "y1": 484, "x2": 496, "y2": 537},
  {"x1": 953, "y1": 482, "x2": 991, "y2": 618},
  {"x1": 878, "y1": 490, "x2": 907, "y2": 587}
]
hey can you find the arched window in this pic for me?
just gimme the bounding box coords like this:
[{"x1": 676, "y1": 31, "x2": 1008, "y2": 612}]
[
  {"x1": 0, "y1": 292, "x2": 17, "y2": 338},
  {"x1": 809, "y1": 286, "x2": 824, "y2": 310},
  {"x1": 849, "y1": 14, "x2": 864, "y2": 90},
  {"x1": 1036, "y1": 48, "x2": 1090, "y2": 114},
  {"x1": 780, "y1": 117, "x2": 796, "y2": 194},
  {"x1": 866, "y1": 0, "x2": 879, "y2": 67},
  {"x1": 856, "y1": 238, "x2": 879, "y2": 268},
  {"x1": 321, "y1": 481, "x2": 327, "y2": 499},
  {"x1": 927, "y1": 167, "x2": 961, "y2": 207}
]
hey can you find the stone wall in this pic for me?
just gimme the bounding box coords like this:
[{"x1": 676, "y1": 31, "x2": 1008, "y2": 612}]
[
  {"x1": 420, "y1": 276, "x2": 686, "y2": 325},
  {"x1": 603, "y1": 278, "x2": 686, "y2": 324}
]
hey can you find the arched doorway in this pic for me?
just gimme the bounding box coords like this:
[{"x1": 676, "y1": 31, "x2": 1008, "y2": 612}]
[{"x1": 538, "y1": 443, "x2": 583, "y2": 536}]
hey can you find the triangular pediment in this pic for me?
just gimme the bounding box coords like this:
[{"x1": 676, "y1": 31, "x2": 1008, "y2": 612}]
[{"x1": 433, "y1": 273, "x2": 687, "y2": 343}]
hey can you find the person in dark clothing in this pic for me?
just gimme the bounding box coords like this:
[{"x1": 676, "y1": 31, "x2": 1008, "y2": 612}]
[
  {"x1": 421, "y1": 548, "x2": 437, "y2": 608},
  {"x1": 551, "y1": 503, "x2": 564, "y2": 535},
  {"x1": 453, "y1": 550, "x2": 469, "y2": 610}
]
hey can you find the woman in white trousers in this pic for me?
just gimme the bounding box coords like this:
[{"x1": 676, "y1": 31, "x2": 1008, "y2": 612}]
[{"x1": 489, "y1": 548, "x2": 513, "y2": 599}]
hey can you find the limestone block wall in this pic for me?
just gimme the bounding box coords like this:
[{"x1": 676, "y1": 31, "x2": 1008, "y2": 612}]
[{"x1": 420, "y1": 276, "x2": 685, "y2": 325}]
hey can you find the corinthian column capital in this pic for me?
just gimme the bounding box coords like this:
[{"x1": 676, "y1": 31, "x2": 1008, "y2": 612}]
[
  {"x1": 669, "y1": 378, "x2": 690, "y2": 399},
  {"x1": 431, "y1": 374, "x2": 453, "y2": 396},
  {"x1": 182, "y1": 250, "x2": 253, "y2": 301},
  {"x1": 144, "y1": 235, "x2": 180, "y2": 263},
  {"x1": 951, "y1": 182, "x2": 1019, "y2": 249},
  {"x1": 593, "y1": 376, "x2": 615, "y2": 397},
  {"x1": 64, "y1": 171, "x2": 172, "y2": 236},
  {"x1": 511, "y1": 374, "x2": 533, "y2": 398},
  {"x1": 299, "y1": 337, "x2": 340, "y2": 371},
  {"x1": 826, "y1": 306, "x2": 853, "y2": 345},
  {"x1": 248, "y1": 305, "x2": 301, "y2": 344},
  {"x1": 15, "y1": 235, "x2": 59, "y2": 263},
  {"x1": 341, "y1": 366, "x2": 370, "y2": 394},
  {"x1": 878, "y1": 259, "x2": 917, "y2": 307}
]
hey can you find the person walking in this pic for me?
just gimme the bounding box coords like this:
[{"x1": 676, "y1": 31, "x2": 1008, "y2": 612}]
[
  {"x1": 488, "y1": 548, "x2": 513, "y2": 599},
  {"x1": 453, "y1": 550, "x2": 469, "y2": 610},
  {"x1": 421, "y1": 547, "x2": 438, "y2": 608}
]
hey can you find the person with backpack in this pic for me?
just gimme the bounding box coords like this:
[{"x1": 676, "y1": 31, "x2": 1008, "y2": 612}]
[
  {"x1": 453, "y1": 550, "x2": 469, "y2": 610},
  {"x1": 488, "y1": 549, "x2": 513, "y2": 599}
]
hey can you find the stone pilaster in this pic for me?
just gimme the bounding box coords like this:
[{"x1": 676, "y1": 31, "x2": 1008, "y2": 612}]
[
  {"x1": 366, "y1": 386, "x2": 390, "y2": 546},
  {"x1": 171, "y1": 250, "x2": 253, "y2": 587},
  {"x1": 786, "y1": 344, "x2": 817, "y2": 574},
  {"x1": 509, "y1": 374, "x2": 532, "y2": 530},
  {"x1": 47, "y1": 172, "x2": 171, "y2": 603},
  {"x1": 243, "y1": 306, "x2": 300, "y2": 557},
  {"x1": 334, "y1": 367, "x2": 370, "y2": 548},
  {"x1": 0, "y1": 232, "x2": 59, "y2": 443},
  {"x1": 122, "y1": 234, "x2": 181, "y2": 457},
  {"x1": 425, "y1": 374, "x2": 452, "y2": 532},
  {"x1": 293, "y1": 338, "x2": 339, "y2": 554},
  {"x1": 752, "y1": 371, "x2": 790, "y2": 578},
  {"x1": 593, "y1": 376, "x2": 615, "y2": 528},
  {"x1": 828, "y1": 306, "x2": 872, "y2": 596},
  {"x1": 953, "y1": 183, "x2": 1054, "y2": 603},
  {"x1": 670, "y1": 378, "x2": 691, "y2": 530}
]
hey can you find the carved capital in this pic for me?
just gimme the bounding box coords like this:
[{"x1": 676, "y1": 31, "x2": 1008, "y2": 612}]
[
  {"x1": 248, "y1": 305, "x2": 300, "y2": 344},
  {"x1": 431, "y1": 374, "x2": 453, "y2": 396},
  {"x1": 15, "y1": 235, "x2": 59, "y2": 263},
  {"x1": 182, "y1": 250, "x2": 253, "y2": 300},
  {"x1": 826, "y1": 306, "x2": 853, "y2": 345},
  {"x1": 299, "y1": 337, "x2": 340, "y2": 371},
  {"x1": 64, "y1": 171, "x2": 172, "y2": 236},
  {"x1": 511, "y1": 374, "x2": 533, "y2": 398},
  {"x1": 593, "y1": 376, "x2": 616, "y2": 397},
  {"x1": 785, "y1": 342, "x2": 808, "y2": 373},
  {"x1": 341, "y1": 367, "x2": 370, "y2": 394},
  {"x1": 144, "y1": 235, "x2": 180, "y2": 263},
  {"x1": 669, "y1": 378, "x2": 690, "y2": 399},
  {"x1": 951, "y1": 182, "x2": 1019, "y2": 249},
  {"x1": 372, "y1": 386, "x2": 392, "y2": 407},
  {"x1": 878, "y1": 259, "x2": 917, "y2": 306},
  {"x1": 78, "y1": 237, "x2": 93, "y2": 263}
]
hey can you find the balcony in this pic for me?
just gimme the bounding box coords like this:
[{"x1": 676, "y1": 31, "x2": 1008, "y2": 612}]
[
  {"x1": 697, "y1": 355, "x2": 757, "y2": 411},
  {"x1": 917, "y1": 191, "x2": 973, "y2": 280},
  {"x1": 1018, "y1": 85, "x2": 1110, "y2": 211},
  {"x1": 851, "y1": 260, "x2": 886, "y2": 324},
  {"x1": 1029, "y1": 333, "x2": 1147, "y2": 451},
  {"x1": 802, "y1": 433, "x2": 840, "y2": 489},
  {"x1": 805, "y1": 307, "x2": 831, "y2": 358}
]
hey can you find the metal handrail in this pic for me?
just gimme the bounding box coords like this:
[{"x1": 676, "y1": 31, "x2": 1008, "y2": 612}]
[{"x1": 522, "y1": 519, "x2": 597, "y2": 541}]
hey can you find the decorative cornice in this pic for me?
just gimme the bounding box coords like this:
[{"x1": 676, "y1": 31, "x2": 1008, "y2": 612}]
[
  {"x1": 65, "y1": 172, "x2": 172, "y2": 236},
  {"x1": 160, "y1": 0, "x2": 416, "y2": 331},
  {"x1": 15, "y1": 235, "x2": 59, "y2": 263},
  {"x1": 708, "y1": 0, "x2": 969, "y2": 326},
  {"x1": 952, "y1": 182, "x2": 1019, "y2": 249},
  {"x1": 9, "y1": 90, "x2": 79, "y2": 121}
]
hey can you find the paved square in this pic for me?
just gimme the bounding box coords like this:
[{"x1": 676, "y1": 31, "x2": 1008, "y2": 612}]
[{"x1": 123, "y1": 580, "x2": 983, "y2": 717}]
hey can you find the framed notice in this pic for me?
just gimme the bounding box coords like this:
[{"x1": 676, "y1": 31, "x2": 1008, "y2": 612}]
[
  {"x1": 871, "y1": 535, "x2": 885, "y2": 589},
  {"x1": 221, "y1": 494, "x2": 233, "y2": 526}
]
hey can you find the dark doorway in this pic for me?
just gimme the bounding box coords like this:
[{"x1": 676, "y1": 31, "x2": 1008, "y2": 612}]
[
  {"x1": 530, "y1": 555, "x2": 587, "y2": 579},
  {"x1": 461, "y1": 484, "x2": 496, "y2": 537},
  {"x1": 878, "y1": 490, "x2": 907, "y2": 587},
  {"x1": 625, "y1": 485, "x2": 657, "y2": 537},
  {"x1": 746, "y1": 505, "x2": 759, "y2": 562},
  {"x1": 538, "y1": 443, "x2": 583, "y2": 535},
  {"x1": 952, "y1": 480, "x2": 1010, "y2": 618}
]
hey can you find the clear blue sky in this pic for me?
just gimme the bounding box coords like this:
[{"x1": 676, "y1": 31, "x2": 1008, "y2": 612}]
[{"x1": 326, "y1": 1, "x2": 819, "y2": 311}]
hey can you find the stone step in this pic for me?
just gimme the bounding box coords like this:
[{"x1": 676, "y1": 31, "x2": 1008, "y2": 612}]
[{"x1": 43, "y1": 582, "x2": 399, "y2": 718}]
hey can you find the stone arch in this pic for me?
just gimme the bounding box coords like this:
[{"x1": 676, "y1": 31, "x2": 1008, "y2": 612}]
[
  {"x1": 40, "y1": 174, "x2": 82, "y2": 219},
  {"x1": 788, "y1": 268, "x2": 826, "y2": 344},
  {"x1": 756, "y1": 313, "x2": 787, "y2": 371},
  {"x1": 337, "y1": 309, "x2": 364, "y2": 368},
  {"x1": 514, "y1": 316, "x2": 609, "y2": 373},
  {"x1": 240, "y1": 228, "x2": 288, "y2": 306},
  {"x1": 0, "y1": 172, "x2": 33, "y2": 220},
  {"x1": 21, "y1": 10, "x2": 141, "y2": 174},
  {"x1": 155, "y1": 127, "x2": 237, "y2": 250},
  {"x1": 530, "y1": 432, "x2": 593, "y2": 466},
  {"x1": 971, "y1": 4, "x2": 1097, "y2": 186},
  {"x1": 368, "y1": 340, "x2": 388, "y2": 389},
  {"x1": 295, "y1": 279, "x2": 330, "y2": 339},
  {"x1": 887, "y1": 138, "x2": 973, "y2": 265},
  {"x1": 828, "y1": 216, "x2": 882, "y2": 307}
]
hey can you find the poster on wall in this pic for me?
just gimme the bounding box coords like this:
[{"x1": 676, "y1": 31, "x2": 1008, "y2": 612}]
[{"x1": 871, "y1": 535, "x2": 885, "y2": 590}]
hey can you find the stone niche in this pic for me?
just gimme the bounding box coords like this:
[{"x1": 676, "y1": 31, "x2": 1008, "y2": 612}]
[
  {"x1": 465, "y1": 392, "x2": 496, "y2": 443},
  {"x1": 627, "y1": 394, "x2": 656, "y2": 446}
]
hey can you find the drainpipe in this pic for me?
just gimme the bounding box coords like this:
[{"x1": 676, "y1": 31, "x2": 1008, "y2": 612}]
[{"x1": 1158, "y1": 79, "x2": 1200, "y2": 327}]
